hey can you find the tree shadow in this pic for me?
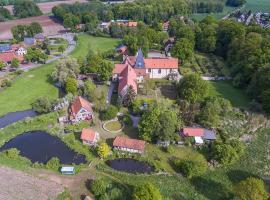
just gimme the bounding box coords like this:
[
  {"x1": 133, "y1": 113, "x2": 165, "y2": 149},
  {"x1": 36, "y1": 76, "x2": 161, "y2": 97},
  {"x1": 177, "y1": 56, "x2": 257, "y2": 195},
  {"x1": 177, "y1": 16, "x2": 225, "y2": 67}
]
[
  {"x1": 191, "y1": 176, "x2": 233, "y2": 200},
  {"x1": 159, "y1": 85, "x2": 177, "y2": 100},
  {"x1": 122, "y1": 126, "x2": 138, "y2": 139},
  {"x1": 226, "y1": 169, "x2": 258, "y2": 184}
]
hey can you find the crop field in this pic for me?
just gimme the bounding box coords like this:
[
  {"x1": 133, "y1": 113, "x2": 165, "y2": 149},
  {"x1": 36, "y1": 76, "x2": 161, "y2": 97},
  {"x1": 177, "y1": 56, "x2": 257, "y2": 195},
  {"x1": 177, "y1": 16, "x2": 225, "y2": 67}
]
[
  {"x1": 0, "y1": 15, "x2": 66, "y2": 40},
  {"x1": 4, "y1": 0, "x2": 88, "y2": 14}
]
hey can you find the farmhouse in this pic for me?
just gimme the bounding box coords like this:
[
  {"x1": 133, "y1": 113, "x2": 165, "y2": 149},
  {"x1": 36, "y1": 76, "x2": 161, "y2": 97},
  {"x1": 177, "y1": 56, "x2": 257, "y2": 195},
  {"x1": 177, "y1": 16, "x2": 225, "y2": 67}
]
[
  {"x1": 113, "y1": 48, "x2": 179, "y2": 96},
  {"x1": 81, "y1": 128, "x2": 100, "y2": 146},
  {"x1": 0, "y1": 52, "x2": 24, "y2": 64},
  {"x1": 181, "y1": 127, "x2": 216, "y2": 144},
  {"x1": 113, "y1": 136, "x2": 146, "y2": 154},
  {"x1": 69, "y1": 96, "x2": 94, "y2": 122}
]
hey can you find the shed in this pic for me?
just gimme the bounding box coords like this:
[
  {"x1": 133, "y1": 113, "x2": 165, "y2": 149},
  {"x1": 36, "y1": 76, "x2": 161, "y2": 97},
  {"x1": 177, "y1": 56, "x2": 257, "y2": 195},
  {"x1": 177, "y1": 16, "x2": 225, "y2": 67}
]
[
  {"x1": 60, "y1": 166, "x2": 75, "y2": 175},
  {"x1": 194, "y1": 136, "x2": 204, "y2": 145},
  {"x1": 203, "y1": 129, "x2": 216, "y2": 140}
]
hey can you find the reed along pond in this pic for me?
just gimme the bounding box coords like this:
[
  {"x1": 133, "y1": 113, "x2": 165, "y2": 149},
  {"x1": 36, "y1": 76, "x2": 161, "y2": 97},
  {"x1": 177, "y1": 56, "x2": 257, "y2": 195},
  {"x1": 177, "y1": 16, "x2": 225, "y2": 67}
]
[
  {"x1": 0, "y1": 131, "x2": 86, "y2": 164},
  {"x1": 107, "y1": 158, "x2": 154, "y2": 174}
]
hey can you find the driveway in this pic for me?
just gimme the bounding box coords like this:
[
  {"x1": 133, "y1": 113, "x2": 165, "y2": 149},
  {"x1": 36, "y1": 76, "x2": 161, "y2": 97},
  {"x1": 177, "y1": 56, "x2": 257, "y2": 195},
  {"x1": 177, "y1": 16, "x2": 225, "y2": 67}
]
[{"x1": 107, "y1": 82, "x2": 116, "y2": 104}]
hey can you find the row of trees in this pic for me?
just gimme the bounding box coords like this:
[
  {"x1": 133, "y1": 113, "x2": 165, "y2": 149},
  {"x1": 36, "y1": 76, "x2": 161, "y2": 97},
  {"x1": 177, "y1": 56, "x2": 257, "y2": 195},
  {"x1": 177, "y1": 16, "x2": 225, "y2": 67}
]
[
  {"x1": 13, "y1": 0, "x2": 42, "y2": 18},
  {"x1": 0, "y1": 7, "x2": 12, "y2": 21},
  {"x1": 11, "y1": 22, "x2": 43, "y2": 41}
]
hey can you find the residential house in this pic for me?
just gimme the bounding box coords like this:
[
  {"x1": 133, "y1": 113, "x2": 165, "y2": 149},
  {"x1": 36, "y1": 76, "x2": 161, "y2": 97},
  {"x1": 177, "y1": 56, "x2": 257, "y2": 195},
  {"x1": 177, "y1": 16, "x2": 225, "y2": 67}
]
[
  {"x1": 34, "y1": 33, "x2": 45, "y2": 42},
  {"x1": 81, "y1": 128, "x2": 100, "y2": 146},
  {"x1": 115, "y1": 44, "x2": 128, "y2": 55},
  {"x1": 113, "y1": 136, "x2": 146, "y2": 154},
  {"x1": 0, "y1": 52, "x2": 24, "y2": 65},
  {"x1": 15, "y1": 47, "x2": 27, "y2": 56},
  {"x1": 112, "y1": 48, "x2": 179, "y2": 96},
  {"x1": 163, "y1": 21, "x2": 170, "y2": 32},
  {"x1": 181, "y1": 127, "x2": 216, "y2": 145},
  {"x1": 114, "y1": 20, "x2": 138, "y2": 27},
  {"x1": 69, "y1": 96, "x2": 94, "y2": 122},
  {"x1": 99, "y1": 21, "x2": 111, "y2": 29},
  {"x1": 24, "y1": 37, "x2": 36, "y2": 46}
]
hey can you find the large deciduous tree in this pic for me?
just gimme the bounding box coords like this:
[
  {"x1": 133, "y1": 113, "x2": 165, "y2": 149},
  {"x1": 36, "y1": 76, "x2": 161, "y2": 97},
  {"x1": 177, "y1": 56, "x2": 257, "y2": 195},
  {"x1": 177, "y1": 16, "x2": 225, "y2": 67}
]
[
  {"x1": 132, "y1": 182, "x2": 162, "y2": 200},
  {"x1": 172, "y1": 38, "x2": 194, "y2": 64}
]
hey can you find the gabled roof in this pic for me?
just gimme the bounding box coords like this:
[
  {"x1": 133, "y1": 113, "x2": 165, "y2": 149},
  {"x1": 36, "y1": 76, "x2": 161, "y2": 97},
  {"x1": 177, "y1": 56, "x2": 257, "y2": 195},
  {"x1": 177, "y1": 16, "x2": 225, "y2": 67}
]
[
  {"x1": 113, "y1": 63, "x2": 126, "y2": 74},
  {"x1": 34, "y1": 33, "x2": 45, "y2": 40},
  {"x1": 118, "y1": 65, "x2": 137, "y2": 94},
  {"x1": 0, "y1": 52, "x2": 23, "y2": 63},
  {"x1": 81, "y1": 128, "x2": 96, "y2": 142},
  {"x1": 203, "y1": 129, "x2": 216, "y2": 140},
  {"x1": 113, "y1": 136, "x2": 146, "y2": 151},
  {"x1": 144, "y1": 57, "x2": 178, "y2": 69},
  {"x1": 183, "y1": 127, "x2": 204, "y2": 137},
  {"x1": 71, "y1": 96, "x2": 93, "y2": 116},
  {"x1": 128, "y1": 21, "x2": 138, "y2": 27}
]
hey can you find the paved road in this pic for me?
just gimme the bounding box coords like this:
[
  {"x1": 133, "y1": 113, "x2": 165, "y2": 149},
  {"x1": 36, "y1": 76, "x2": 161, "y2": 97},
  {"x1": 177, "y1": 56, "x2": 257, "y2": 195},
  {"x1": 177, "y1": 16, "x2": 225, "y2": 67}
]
[
  {"x1": 107, "y1": 82, "x2": 116, "y2": 104},
  {"x1": 0, "y1": 33, "x2": 76, "y2": 77}
]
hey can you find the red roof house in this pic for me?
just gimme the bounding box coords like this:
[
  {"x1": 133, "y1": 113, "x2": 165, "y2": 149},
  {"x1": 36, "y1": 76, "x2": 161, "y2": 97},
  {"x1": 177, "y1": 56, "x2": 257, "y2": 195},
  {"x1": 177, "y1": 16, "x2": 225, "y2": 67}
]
[
  {"x1": 81, "y1": 128, "x2": 100, "y2": 146},
  {"x1": 113, "y1": 136, "x2": 146, "y2": 153},
  {"x1": 70, "y1": 96, "x2": 93, "y2": 122},
  {"x1": 127, "y1": 21, "x2": 138, "y2": 27},
  {"x1": 0, "y1": 52, "x2": 24, "y2": 64},
  {"x1": 118, "y1": 65, "x2": 138, "y2": 97},
  {"x1": 182, "y1": 127, "x2": 204, "y2": 137}
]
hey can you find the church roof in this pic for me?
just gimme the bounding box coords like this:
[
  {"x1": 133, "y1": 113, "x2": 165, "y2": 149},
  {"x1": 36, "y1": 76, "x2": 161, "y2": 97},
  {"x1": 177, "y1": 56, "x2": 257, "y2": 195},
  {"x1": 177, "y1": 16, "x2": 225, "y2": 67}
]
[{"x1": 134, "y1": 48, "x2": 145, "y2": 69}]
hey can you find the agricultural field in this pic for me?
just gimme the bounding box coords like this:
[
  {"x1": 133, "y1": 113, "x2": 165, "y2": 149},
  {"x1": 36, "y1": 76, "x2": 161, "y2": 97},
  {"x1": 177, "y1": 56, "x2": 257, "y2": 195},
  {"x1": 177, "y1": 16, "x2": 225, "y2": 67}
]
[
  {"x1": 0, "y1": 35, "x2": 119, "y2": 116},
  {"x1": 0, "y1": 15, "x2": 66, "y2": 40}
]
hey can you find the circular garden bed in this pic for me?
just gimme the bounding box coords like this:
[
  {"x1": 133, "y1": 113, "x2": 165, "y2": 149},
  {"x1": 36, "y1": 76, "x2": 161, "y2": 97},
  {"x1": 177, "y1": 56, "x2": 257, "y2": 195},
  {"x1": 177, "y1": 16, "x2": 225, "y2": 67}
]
[{"x1": 103, "y1": 120, "x2": 124, "y2": 133}]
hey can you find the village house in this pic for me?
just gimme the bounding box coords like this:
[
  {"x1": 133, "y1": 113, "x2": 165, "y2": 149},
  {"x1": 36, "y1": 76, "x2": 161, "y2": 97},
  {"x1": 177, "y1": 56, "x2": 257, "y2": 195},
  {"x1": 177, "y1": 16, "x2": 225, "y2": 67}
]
[
  {"x1": 115, "y1": 44, "x2": 128, "y2": 55},
  {"x1": 24, "y1": 37, "x2": 36, "y2": 46},
  {"x1": 163, "y1": 21, "x2": 170, "y2": 32},
  {"x1": 113, "y1": 136, "x2": 146, "y2": 154},
  {"x1": 80, "y1": 128, "x2": 100, "y2": 146},
  {"x1": 0, "y1": 52, "x2": 24, "y2": 65},
  {"x1": 0, "y1": 44, "x2": 12, "y2": 53},
  {"x1": 69, "y1": 96, "x2": 94, "y2": 123},
  {"x1": 112, "y1": 48, "x2": 179, "y2": 97},
  {"x1": 34, "y1": 33, "x2": 45, "y2": 42},
  {"x1": 181, "y1": 127, "x2": 216, "y2": 145}
]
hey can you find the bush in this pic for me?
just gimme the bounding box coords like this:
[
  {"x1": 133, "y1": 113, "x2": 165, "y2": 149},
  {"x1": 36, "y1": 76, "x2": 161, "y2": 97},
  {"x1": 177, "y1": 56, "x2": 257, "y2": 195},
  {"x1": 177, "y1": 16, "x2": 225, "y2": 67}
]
[
  {"x1": 1, "y1": 79, "x2": 12, "y2": 88},
  {"x1": 46, "y1": 157, "x2": 60, "y2": 170},
  {"x1": 174, "y1": 157, "x2": 207, "y2": 178},
  {"x1": 165, "y1": 145, "x2": 174, "y2": 154},
  {"x1": 5, "y1": 148, "x2": 20, "y2": 159},
  {"x1": 100, "y1": 105, "x2": 118, "y2": 121},
  {"x1": 122, "y1": 115, "x2": 132, "y2": 126},
  {"x1": 32, "y1": 97, "x2": 54, "y2": 114},
  {"x1": 91, "y1": 178, "x2": 108, "y2": 197},
  {"x1": 97, "y1": 143, "x2": 111, "y2": 159}
]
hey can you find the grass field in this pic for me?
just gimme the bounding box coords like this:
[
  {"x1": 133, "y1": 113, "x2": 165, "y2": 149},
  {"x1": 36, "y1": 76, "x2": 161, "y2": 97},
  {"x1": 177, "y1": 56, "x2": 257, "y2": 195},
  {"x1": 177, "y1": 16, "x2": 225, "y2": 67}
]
[
  {"x1": 0, "y1": 35, "x2": 119, "y2": 116},
  {"x1": 209, "y1": 81, "x2": 251, "y2": 109},
  {"x1": 191, "y1": 6, "x2": 235, "y2": 21}
]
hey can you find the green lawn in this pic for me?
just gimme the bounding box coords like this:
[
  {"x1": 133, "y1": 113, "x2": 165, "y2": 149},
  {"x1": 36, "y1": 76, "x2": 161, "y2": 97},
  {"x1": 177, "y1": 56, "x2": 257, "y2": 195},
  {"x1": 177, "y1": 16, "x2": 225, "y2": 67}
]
[
  {"x1": 209, "y1": 81, "x2": 251, "y2": 109},
  {"x1": 0, "y1": 35, "x2": 119, "y2": 116}
]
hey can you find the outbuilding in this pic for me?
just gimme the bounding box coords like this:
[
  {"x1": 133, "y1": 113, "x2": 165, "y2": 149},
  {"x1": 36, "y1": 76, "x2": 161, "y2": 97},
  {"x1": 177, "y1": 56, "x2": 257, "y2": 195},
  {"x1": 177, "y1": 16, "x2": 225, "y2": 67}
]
[{"x1": 60, "y1": 166, "x2": 75, "y2": 175}]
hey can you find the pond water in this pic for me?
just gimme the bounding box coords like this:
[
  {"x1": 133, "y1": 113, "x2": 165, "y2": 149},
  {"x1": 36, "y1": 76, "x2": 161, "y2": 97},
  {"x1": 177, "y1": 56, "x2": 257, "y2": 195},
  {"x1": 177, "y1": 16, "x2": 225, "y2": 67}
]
[
  {"x1": 0, "y1": 131, "x2": 86, "y2": 164},
  {"x1": 0, "y1": 109, "x2": 37, "y2": 129},
  {"x1": 107, "y1": 158, "x2": 154, "y2": 174}
]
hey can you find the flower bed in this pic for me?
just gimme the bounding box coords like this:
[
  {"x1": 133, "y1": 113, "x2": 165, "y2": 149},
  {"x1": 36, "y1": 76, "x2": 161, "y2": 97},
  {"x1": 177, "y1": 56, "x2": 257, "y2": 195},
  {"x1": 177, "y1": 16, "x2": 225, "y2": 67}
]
[{"x1": 103, "y1": 120, "x2": 124, "y2": 133}]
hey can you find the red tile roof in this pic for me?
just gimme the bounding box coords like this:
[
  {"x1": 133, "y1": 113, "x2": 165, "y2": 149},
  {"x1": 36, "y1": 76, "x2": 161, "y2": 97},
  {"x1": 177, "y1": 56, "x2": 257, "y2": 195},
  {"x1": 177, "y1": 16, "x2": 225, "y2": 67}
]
[
  {"x1": 113, "y1": 63, "x2": 126, "y2": 74},
  {"x1": 128, "y1": 21, "x2": 138, "y2": 27},
  {"x1": 144, "y1": 57, "x2": 178, "y2": 69},
  {"x1": 71, "y1": 96, "x2": 93, "y2": 116},
  {"x1": 134, "y1": 68, "x2": 146, "y2": 76},
  {"x1": 183, "y1": 127, "x2": 204, "y2": 137},
  {"x1": 0, "y1": 52, "x2": 23, "y2": 63},
  {"x1": 118, "y1": 65, "x2": 138, "y2": 94},
  {"x1": 81, "y1": 128, "x2": 96, "y2": 142},
  {"x1": 113, "y1": 136, "x2": 146, "y2": 151}
]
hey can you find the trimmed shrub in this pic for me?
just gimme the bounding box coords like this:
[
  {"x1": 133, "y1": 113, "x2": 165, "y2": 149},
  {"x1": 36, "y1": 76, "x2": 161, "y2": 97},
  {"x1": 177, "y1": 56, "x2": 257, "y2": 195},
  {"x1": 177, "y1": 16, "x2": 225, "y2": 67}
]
[{"x1": 100, "y1": 105, "x2": 118, "y2": 121}]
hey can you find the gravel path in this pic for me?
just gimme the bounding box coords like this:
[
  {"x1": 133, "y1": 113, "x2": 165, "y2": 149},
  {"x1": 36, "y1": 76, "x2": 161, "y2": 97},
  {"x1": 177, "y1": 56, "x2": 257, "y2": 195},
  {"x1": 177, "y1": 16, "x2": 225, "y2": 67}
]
[{"x1": 0, "y1": 166, "x2": 64, "y2": 200}]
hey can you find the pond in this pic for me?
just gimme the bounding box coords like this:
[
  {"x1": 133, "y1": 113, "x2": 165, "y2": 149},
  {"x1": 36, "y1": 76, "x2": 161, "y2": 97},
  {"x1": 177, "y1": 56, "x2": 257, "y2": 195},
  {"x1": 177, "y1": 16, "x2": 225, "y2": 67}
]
[
  {"x1": 0, "y1": 109, "x2": 37, "y2": 129},
  {"x1": 0, "y1": 131, "x2": 86, "y2": 164},
  {"x1": 107, "y1": 158, "x2": 154, "y2": 174}
]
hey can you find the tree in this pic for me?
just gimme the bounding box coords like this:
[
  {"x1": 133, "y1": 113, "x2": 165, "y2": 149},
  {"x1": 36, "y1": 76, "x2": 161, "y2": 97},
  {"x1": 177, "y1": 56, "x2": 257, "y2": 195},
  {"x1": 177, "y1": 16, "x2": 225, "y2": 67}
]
[
  {"x1": 226, "y1": 0, "x2": 246, "y2": 7},
  {"x1": 58, "y1": 45, "x2": 65, "y2": 54},
  {"x1": 11, "y1": 58, "x2": 20, "y2": 68},
  {"x1": 100, "y1": 105, "x2": 118, "y2": 121},
  {"x1": 155, "y1": 110, "x2": 178, "y2": 141},
  {"x1": 51, "y1": 57, "x2": 80, "y2": 87},
  {"x1": 196, "y1": 24, "x2": 217, "y2": 53},
  {"x1": 97, "y1": 61, "x2": 113, "y2": 81},
  {"x1": 32, "y1": 97, "x2": 54, "y2": 114},
  {"x1": 91, "y1": 179, "x2": 108, "y2": 197},
  {"x1": 132, "y1": 182, "x2": 162, "y2": 200},
  {"x1": 172, "y1": 38, "x2": 194, "y2": 64},
  {"x1": 97, "y1": 143, "x2": 111, "y2": 159},
  {"x1": 235, "y1": 177, "x2": 268, "y2": 200},
  {"x1": 13, "y1": 0, "x2": 42, "y2": 18},
  {"x1": 138, "y1": 106, "x2": 161, "y2": 142},
  {"x1": 46, "y1": 157, "x2": 60, "y2": 170},
  {"x1": 65, "y1": 77, "x2": 78, "y2": 95},
  {"x1": 122, "y1": 86, "x2": 136, "y2": 107},
  {"x1": 30, "y1": 22, "x2": 43, "y2": 34},
  {"x1": 178, "y1": 74, "x2": 209, "y2": 103},
  {"x1": 83, "y1": 79, "x2": 96, "y2": 101},
  {"x1": 174, "y1": 157, "x2": 207, "y2": 178}
]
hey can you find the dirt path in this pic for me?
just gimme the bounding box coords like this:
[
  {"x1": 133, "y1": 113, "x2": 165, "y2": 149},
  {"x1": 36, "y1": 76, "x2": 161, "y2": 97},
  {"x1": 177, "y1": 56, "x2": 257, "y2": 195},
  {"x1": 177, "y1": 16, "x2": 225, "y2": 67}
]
[{"x1": 0, "y1": 166, "x2": 64, "y2": 200}]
